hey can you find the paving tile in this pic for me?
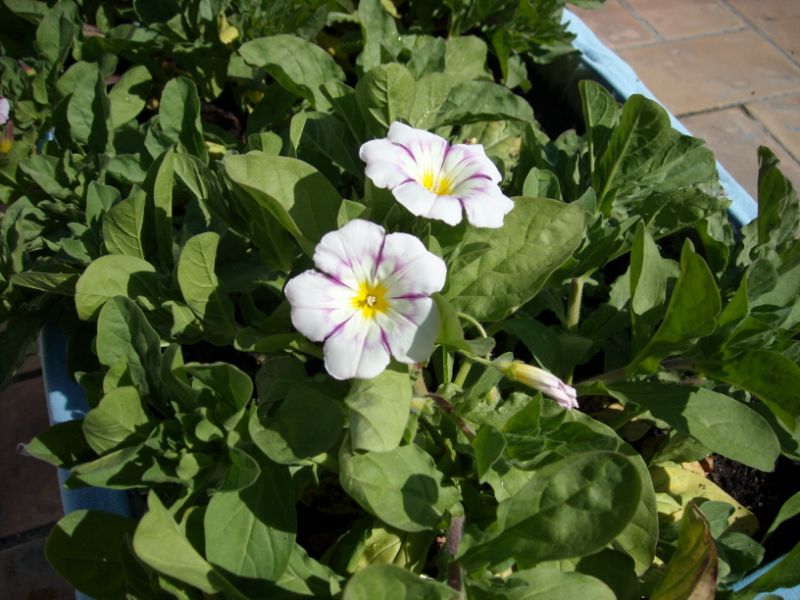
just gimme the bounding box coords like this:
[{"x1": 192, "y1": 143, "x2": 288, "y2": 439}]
[
  {"x1": 0, "y1": 538, "x2": 73, "y2": 599},
  {"x1": 727, "y1": 0, "x2": 800, "y2": 62},
  {"x1": 747, "y1": 93, "x2": 800, "y2": 161},
  {"x1": 0, "y1": 377, "x2": 63, "y2": 539},
  {"x1": 626, "y1": 0, "x2": 744, "y2": 39},
  {"x1": 681, "y1": 107, "x2": 800, "y2": 198},
  {"x1": 617, "y1": 31, "x2": 800, "y2": 115},
  {"x1": 570, "y1": 0, "x2": 655, "y2": 49}
]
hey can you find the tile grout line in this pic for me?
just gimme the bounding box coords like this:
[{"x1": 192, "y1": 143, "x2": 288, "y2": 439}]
[
  {"x1": 608, "y1": 25, "x2": 748, "y2": 51},
  {"x1": 720, "y1": 0, "x2": 800, "y2": 70},
  {"x1": 740, "y1": 104, "x2": 800, "y2": 166},
  {"x1": 675, "y1": 88, "x2": 800, "y2": 119},
  {"x1": 0, "y1": 522, "x2": 57, "y2": 552},
  {"x1": 616, "y1": 0, "x2": 662, "y2": 40}
]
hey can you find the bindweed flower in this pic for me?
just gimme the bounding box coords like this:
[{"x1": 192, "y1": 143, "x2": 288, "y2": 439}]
[
  {"x1": 284, "y1": 219, "x2": 446, "y2": 380},
  {"x1": 0, "y1": 97, "x2": 9, "y2": 126},
  {"x1": 359, "y1": 121, "x2": 514, "y2": 228},
  {"x1": 497, "y1": 359, "x2": 578, "y2": 410}
]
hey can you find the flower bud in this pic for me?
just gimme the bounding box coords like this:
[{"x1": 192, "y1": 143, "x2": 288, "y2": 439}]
[
  {"x1": 497, "y1": 360, "x2": 579, "y2": 410},
  {"x1": 0, "y1": 120, "x2": 14, "y2": 155}
]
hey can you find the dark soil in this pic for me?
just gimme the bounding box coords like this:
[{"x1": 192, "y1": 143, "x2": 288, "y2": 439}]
[{"x1": 710, "y1": 454, "x2": 800, "y2": 559}]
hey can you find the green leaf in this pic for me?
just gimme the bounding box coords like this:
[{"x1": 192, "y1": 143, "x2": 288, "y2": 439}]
[
  {"x1": 629, "y1": 222, "x2": 676, "y2": 350},
  {"x1": 340, "y1": 442, "x2": 460, "y2": 532},
  {"x1": 522, "y1": 167, "x2": 562, "y2": 200},
  {"x1": 177, "y1": 232, "x2": 236, "y2": 344},
  {"x1": 35, "y1": 2, "x2": 78, "y2": 70},
  {"x1": 159, "y1": 77, "x2": 207, "y2": 161},
  {"x1": 342, "y1": 564, "x2": 454, "y2": 600},
  {"x1": 46, "y1": 510, "x2": 136, "y2": 599},
  {"x1": 357, "y1": 0, "x2": 400, "y2": 72},
  {"x1": 146, "y1": 147, "x2": 176, "y2": 270},
  {"x1": 580, "y1": 80, "x2": 620, "y2": 172},
  {"x1": 82, "y1": 386, "x2": 151, "y2": 455},
  {"x1": 224, "y1": 152, "x2": 341, "y2": 255},
  {"x1": 698, "y1": 350, "x2": 800, "y2": 433},
  {"x1": 355, "y1": 63, "x2": 416, "y2": 137},
  {"x1": 468, "y1": 567, "x2": 616, "y2": 600},
  {"x1": 444, "y1": 35, "x2": 489, "y2": 84},
  {"x1": 764, "y1": 490, "x2": 800, "y2": 541},
  {"x1": 249, "y1": 385, "x2": 344, "y2": 464},
  {"x1": 133, "y1": 492, "x2": 247, "y2": 598},
  {"x1": 604, "y1": 383, "x2": 779, "y2": 471},
  {"x1": 755, "y1": 146, "x2": 799, "y2": 251},
  {"x1": 435, "y1": 81, "x2": 534, "y2": 127},
  {"x1": 444, "y1": 196, "x2": 585, "y2": 321},
  {"x1": 204, "y1": 456, "x2": 296, "y2": 581},
  {"x1": 95, "y1": 297, "x2": 162, "y2": 396},
  {"x1": 345, "y1": 366, "x2": 411, "y2": 453},
  {"x1": 459, "y1": 451, "x2": 642, "y2": 569},
  {"x1": 472, "y1": 425, "x2": 506, "y2": 483},
  {"x1": 734, "y1": 540, "x2": 800, "y2": 599},
  {"x1": 103, "y1": 188, "x2": 147, "y2": 259},
  {"x1": 66, "y1": 66, "x2": 111, "y2": 152},
  {"x1": 593, "y1": 95, "x2": 717, "y2": 215},
  {"x1": 651, "y1": 504, "x2": 717, "y2": 600},
  {"x1": 109, "y1": 65, "x2": 152, "y2": 128},
  {"x1": 631, "y1": 242, "x2": 720, "y2": 372},
  {"x1": 74, "y1": 255, "x2": 158, "y2": 320},
  {"x1": 239, "y1": 34, "x2": 345, "y2": 108},
  {"x1": 408, "y1": 73, "x2": 454, "y2": 131}
]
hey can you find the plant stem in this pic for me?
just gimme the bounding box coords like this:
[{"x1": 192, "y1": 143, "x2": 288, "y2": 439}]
[
  {"x1": 429, "y1": 394, "x2": 476, "y2": 439},
  {"x1": 566, "y1": 276, "x2": 585, "y2": 331},
  {"x1": 453, "y1": 312, "x2": 491, "y2": 387},
  {"x1": 457, "y1": 311, "x2": 488, "y2": 339},
  {"x1": 453, "y1": 361, "x2": 472, "y2": 387},
  {"x1": 446, "y1": 515, "x2": 466, "y2": 595}
]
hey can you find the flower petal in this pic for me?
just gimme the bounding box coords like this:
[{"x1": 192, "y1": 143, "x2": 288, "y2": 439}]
[
  {"x1": 377, "y1": 297, "x2": 440, "y2": 364},
  {"x1": 323, "y1": 315, "x2": 391, "y2": 380},
  {"x1": 375, "y1": 232, "x2": 447, "y2": 297},
  {"x1": 0, "y1": 97, "x2": 8, "y2": 125},
  {"x1": 313, "y1": 219, "x2": 385, "y2": 286},
  {"x1": 386, "y1": 121, "x2": 448, "y2": 179},
  {"x1": 359, "y1": 139, "x2": 416, "y2": 188},
  {"x1": 443, "y1": 143, "x2": 502, "y2": 186},
  {"x1": 459, "y1": 186, "x2": 515, "y2": 229},
  {"x1": 284, "y1": 270, "x2": 356, "y2": 342},
  {"x1": 392, "y1": 181, "x2": 463, "y2": 226}
]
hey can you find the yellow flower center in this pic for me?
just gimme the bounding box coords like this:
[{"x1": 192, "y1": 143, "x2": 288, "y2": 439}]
[
  {"x1": 421, "y1": 170, "x2": 454, "y2": 196},
  {"x1": 352, "y1": 281, "x2": 389, "y2": 319}
]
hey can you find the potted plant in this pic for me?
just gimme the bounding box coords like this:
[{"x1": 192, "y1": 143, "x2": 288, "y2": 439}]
[{"x1": 1, "y1": 1, "x2": 798, "y2": 598}]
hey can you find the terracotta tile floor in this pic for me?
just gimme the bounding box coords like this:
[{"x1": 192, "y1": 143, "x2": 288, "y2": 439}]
[{"x1": 3, "y1": 1, "x2": 800, "y2": 597}]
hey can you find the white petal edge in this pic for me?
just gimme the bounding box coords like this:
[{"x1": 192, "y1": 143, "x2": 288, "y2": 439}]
[
  {"x1": 392, "y1": 181, "x2": 462, "y2": 226},
  {"x1": 359, "y1": 139, "x2": 416, "y2": 189},
  {"x1": 375, "y1": 232, "x2": 447, "y2": 297},
  {"x1": 313, "y1": 219, "x2": 385, "y2": 286},
  {"x1": 377, "y1": 297, "x2": 440, "y2": 364},
  {"x1": 285, "y1": 270, "x2": 356, "y2": 342},
  {"x1": 460, "y1": 187, "x2": 515, "y2": 229},
  {"x1": 323, "y1": 315, "x2": 391, "y2": 380}
]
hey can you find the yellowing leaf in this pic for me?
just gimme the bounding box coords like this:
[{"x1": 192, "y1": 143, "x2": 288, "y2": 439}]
[{"x1": 650, "y1": 462, "x2": 757, "y2": 535}]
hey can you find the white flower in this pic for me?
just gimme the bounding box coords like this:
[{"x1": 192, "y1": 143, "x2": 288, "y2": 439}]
[
  {"x1": 359, "y1": 121, "x2": 514, "y2": 228},
  {"x1": 498, "y1": 360, "x2": 579, "y2": 410},
  {"x1": 284, "y1": 219, "x2": 446, "y2": 380},
  {"x1": 0, "y1": 97, "x2": 9, "y2": 126}
]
